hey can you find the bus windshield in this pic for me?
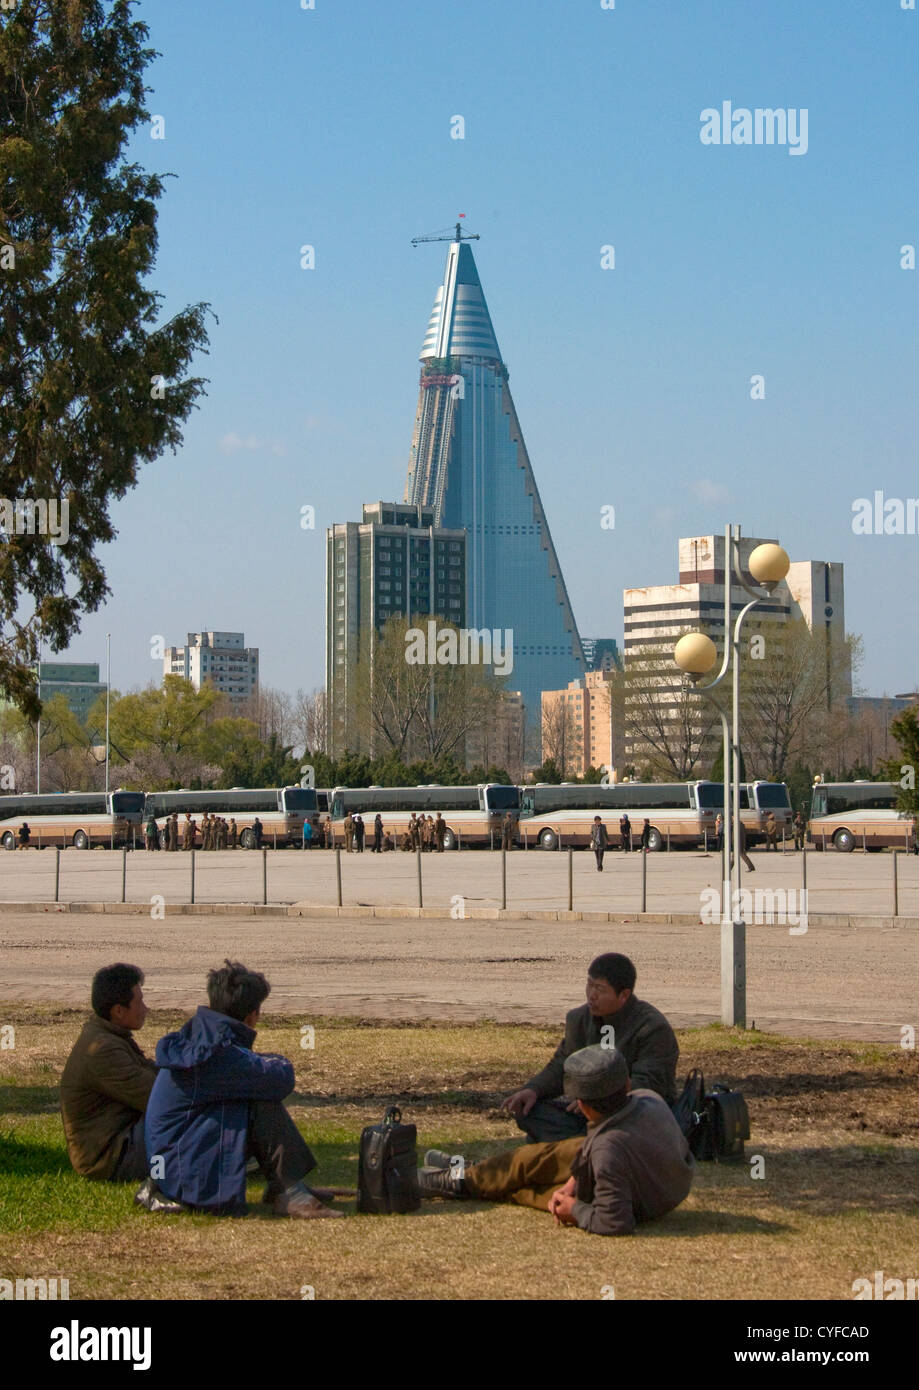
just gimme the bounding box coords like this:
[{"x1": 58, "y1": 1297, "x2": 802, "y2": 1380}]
[
  {"x1": 282, "y1": 788, "x2": 318, "y2": 813},
  {"x1": 111, "y1": 792, "x2": 145, "y2": 816},
  {"x1": 483, "y1": 785, "x2": 520, "y2": 812},
  {"x1": 752, "y1": 783, "x2": 791, "y2": 809}
]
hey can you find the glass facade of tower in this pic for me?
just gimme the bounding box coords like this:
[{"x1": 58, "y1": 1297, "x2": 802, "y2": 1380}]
[{"x1": 405, "y1": 240, "x2": 585, "y2": 726}]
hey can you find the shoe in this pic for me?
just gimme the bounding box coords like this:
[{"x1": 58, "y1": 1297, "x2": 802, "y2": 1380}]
[
  {"x1": 134, "y1": 1177, "x2": 186, "y2": 1215},
  {"x1": 423, "y1": 1148, "x2": 459, "y2": 1170},
  {"x1": 272, "y1": 1180, "x2": 344, "y2": 1219},
  {"x1": 417, "y1": 1166, "x2": 467, "y2": 1199}
]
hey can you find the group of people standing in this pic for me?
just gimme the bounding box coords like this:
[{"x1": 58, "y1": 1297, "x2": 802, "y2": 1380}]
[
  {"x1": 144, "y1": 812, "x2": 260, "y2": 852},
  {"x1": 339, "y1": 810, "x2": 447, "y2": 853},
  {"x1": 589, "y1": 814, "x2": 652, "y2": 871}
]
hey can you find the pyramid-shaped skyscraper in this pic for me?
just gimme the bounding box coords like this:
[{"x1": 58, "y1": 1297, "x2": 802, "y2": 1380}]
[{"x1": 404, "y1": 228, "x2": 585, "y2": 728}]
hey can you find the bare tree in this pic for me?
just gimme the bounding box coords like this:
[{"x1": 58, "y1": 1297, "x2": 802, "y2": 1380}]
[
  {"x1": 293, "y1": 687, "x2": 328, "y2": 754},
  {"x1": 541, "y1": 693, "x2": 583, "y2": 777},
  {"x1": 620, "y1": 646, "x2": 719, "y2": 779}
]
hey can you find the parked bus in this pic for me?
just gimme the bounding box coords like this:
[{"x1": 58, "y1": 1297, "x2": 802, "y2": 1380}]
[
  {"x1": 143, "y1": 786, "x2": 318, "y2": 849},
  {"x1": 519, "y1": 782, "x2": 712, "y2": 851},
  {"x1": 328, "y1": 784, "x2": 520, "y2": 849},
  {"x1": 695, "y1": 781, "x2": 792, "y2": 845},
  {"x1": 0, "y1": 790, "x2": 145, "y2": 850},
  {"x1": 807, "y1": 781, "x2": 914, "y2": 852}
]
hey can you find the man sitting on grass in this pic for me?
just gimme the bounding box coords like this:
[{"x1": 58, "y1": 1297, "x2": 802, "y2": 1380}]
[
  {"x1": 141, "y1": 959, "x2": 341, "y2": 1219},
  {"x1": 420, "y1": 1046, "x2": 694, "y2": 1236},
  {"x1": 500, "y1": 952, "x2": 679, "y2": 1143},
  {"x1": 60, "y1": 963, "x2": 156, "y2": 1182}
]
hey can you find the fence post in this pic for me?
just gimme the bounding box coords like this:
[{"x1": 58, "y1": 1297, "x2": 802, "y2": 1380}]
[
  {"x1": 416, "y1": 846, "x2": 423, "y2": 909},
  {"x1": 110, "y1": 826, "x2": 114, "y2": 851},
  {"x1": 567, "y1": 847, "x2": 573, "y2": 912},
  {"x1": 821, "y1": 830, "x2": 826, "y2": 853},
  {"x1": 501, "y1": 848, "x2": 507, "y2": 911},
  {"x1": 457, "y1": 830, "x2": 462, "y2": 852},
  {"x1": 641, "y1": 849, "x2": 647, "y2": 913},
  {"x1": 704, "y1": 830, "x2": 708, "y2": 854},
  {"x1": 121, "y1": 847, "x2": 127, "y2": 904},
  {"x1": 863, "y1": 830, "x2": 867, "y2": 853},
  {"x1": 802, "y1": 845, "x2": 807, "y2": 900},
  {"x1": 37, "y1": 827, "x2": 41, "y2": 850},
  {"x1": 893, "y1": 851, "x2": 899, "y2": 918},
  {"x1": 54, "y1": 847, "x2": 60, "y2": 903},
  {"x1": 335, "y1": 847, "x2": 342, "y2": 907},
  {"x1": 666, "y1": 830, "x2": 670, "y2": 853},
  {"x1": 782, "y1": 829, "x2": 786, "y2": 854},
  {"x1": 489, "y1": 828, "x2": 494, "y2": 851},
  {"x1": 524, "y1": 827, "x2": 528, "y2": 852},
  {"x1": 262, "y1": 847, "x2": 267, "y2": 905},
  {"x1": 190, "y1": 849, "x2": 195, "y2": 905},
  {"x1": 273, "y1": 830, "x2": 277, "y2": 851}
]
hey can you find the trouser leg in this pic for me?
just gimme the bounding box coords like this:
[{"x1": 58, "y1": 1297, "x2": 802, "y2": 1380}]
[
  {"x1": 514, "y1": 1097, "x2": 588, "y2": 1143},
  {"x1": 464, "y1": 1136, "x2": 583, "y2": 1210},
  {"x1": 247, "y1": 1101, "x2": 316, "y2": 1198},
  {"x1": 111, "y1": 1115, "x2": 149, "y2": 1182}
]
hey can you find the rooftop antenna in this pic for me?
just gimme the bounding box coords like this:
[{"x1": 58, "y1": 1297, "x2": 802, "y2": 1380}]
[{"x1": 411, "y1": 214, "x2": 480, "y2": 247}]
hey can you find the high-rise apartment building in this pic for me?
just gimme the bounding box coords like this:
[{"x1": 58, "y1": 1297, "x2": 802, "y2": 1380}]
[
  {"x1": 403, "y1": 225, "x2": 585, "y2": 727},
  {"x1": 325, "y1": 501, "x2": 467, "y2": 755},
  {"x1": 163, "y1": 632, "x2": 259, "y2": 703},
  {"x1": 36, "y1": 662, "x2": 107, "y2": 725},
  {"x1": 541, "y1": 669, "x2": 616, "y2": 777}
]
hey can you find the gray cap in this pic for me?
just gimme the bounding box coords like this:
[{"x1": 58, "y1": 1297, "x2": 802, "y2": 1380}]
[{"x1": 563, "y1": 1045, "x2": 629, "y2": 1100}]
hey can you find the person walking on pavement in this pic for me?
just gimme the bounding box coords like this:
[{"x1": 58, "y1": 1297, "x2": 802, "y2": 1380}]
[
  {"x1": 730, "y1": 819, "x2": 755, "y2": 873},
  {"x1": 590, "y1": 816, "x2": 608, "y2": 872},
  {"x1": 715, "y1": 812, "x2": 724, "y2": 855},
  {"x1": 639, "y1": 819, "x2": 651, "y2": 852},
  {"x1": 793, "y1": 811, "x2": 806, "y2": 852},
  {"x1": 343, "y1": 812, "x2": 354, "y2": 853},
  {"x1": 372, "y1": 813, "x2": 383, "y2": 853},
  {"x1": 434, "y1": 812, "x2": 446, "y2": 852},
  {"x1": 619, "y1": 813, "x2": 631, "y2": 853},
  {"x1": 764, "y1": 811, "x2": 779, "y2": 851},
  {"x1": 302, "y1": 818, "x2": 313, "y2": 851}
]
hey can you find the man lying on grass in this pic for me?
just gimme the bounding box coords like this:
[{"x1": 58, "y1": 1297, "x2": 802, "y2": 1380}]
[
  {"x1": 420, "y1": 1046, "x2": 694, "y2": 1236},
  {"x1": 60, "y1": 963, "x2": 156, "y2": 1183},
  {"x1": 140, "y1": 959, "x2": 342, "y2": 1220},
  {"x1": 500, "y1": 952, "x2": 680, "y2": 1143}
]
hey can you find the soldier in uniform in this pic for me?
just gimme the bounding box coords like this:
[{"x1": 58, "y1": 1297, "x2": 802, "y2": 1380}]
[
  {"x1": 434, "y1": 813, "x2": 446, "y2": 852},
  {"x1": 187, "y1": 818, "x2": 197, "y2": 850},
  {"x1": 501, "y1": 812, "x2": 514, "y2": 851},
  {"x1": 343, "y1": 812, "x2": 354, "y2": 853},
  {"x1": 182, "y1": 815, "x2": 193, "y2": 851},
  {"x1": 228, "y1": 818, "x2": 238, "y2": 850},
  {"x1": 168, "y1": 813, "x2": 179, "y2": 853}
]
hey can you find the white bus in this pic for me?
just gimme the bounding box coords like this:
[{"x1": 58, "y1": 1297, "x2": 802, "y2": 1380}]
[
  {"x1": 328, "y1": 784, "x2": 520, "y2": 849},
  {"x1": 519, "y1": 782, "x2": 713, "y2": 851},
  {"x1": 0, "y1": 790, "x2": 145, "y2": 850},
  {"x1": 695, "y1": 780, "x2": 792, "y2": 845},
  {"x1": 807, "y1": 781, "x2": 914, "y2": 852},
  {"x1": 143, "y1": 786, "x2": 318, "y2": 848}
]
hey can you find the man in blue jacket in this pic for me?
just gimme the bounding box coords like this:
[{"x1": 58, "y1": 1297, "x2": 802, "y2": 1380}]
[{"x1": 141, "y1": 959, "x2": 341, "y2": 1219}]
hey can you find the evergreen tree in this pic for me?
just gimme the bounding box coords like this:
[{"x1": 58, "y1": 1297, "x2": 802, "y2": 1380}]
[{"x1": 0, "y1": 1, "x2": 210, "y2": 717}]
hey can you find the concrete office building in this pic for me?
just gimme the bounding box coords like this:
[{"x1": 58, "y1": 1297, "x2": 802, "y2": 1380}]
[
  {"x1": 623, "y1": 533, "x2": 849, "y2": 770},
  {"x1": 36, "y1": 662, "x2": 107, "y2": 725},
  {"x1": 326, "y1": 501, "x2": 467, "y2": 755},
  {"x1": 163, "y1": 632, "x2": 259, "y2": 703}
]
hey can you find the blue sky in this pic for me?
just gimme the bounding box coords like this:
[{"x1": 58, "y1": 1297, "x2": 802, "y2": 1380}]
[{"x1": 61, "y1": 0, "x2": 919, "y2": 700}]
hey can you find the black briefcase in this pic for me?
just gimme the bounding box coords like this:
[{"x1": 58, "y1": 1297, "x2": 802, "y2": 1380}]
[
  {"x1": 689, "y1": 1079, "x2": 751, "y2": 1162},
  {"x1": 357, "y1": 1106, "x2": 420, "y2": 1214}
]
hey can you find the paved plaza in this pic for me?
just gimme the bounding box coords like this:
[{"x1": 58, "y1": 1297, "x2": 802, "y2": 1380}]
[{"x1": 0, "y1": 843, "x2": 917, "y2": 918}]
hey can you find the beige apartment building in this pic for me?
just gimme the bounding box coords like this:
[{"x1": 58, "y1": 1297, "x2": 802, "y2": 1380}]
[{"x1": 541, "y1": 669, "x2": 616, "y2": 777}]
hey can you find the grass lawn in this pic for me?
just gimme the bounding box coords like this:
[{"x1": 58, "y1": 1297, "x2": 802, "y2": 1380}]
[{"x1": 1, "y1": 1008, "x2": 917, "y2": 1301}]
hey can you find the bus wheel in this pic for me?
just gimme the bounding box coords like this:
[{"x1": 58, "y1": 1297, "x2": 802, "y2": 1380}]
[
  {"x1": 73, "y1": 830, "x2": 88, "y2": 850},
  {"x1": 1, "y1": 831, "x2": 14, "y2": 851},
  {"x1": 443, "y1": 828, "x2": 457, "y2": 851},
  {"x1": 646, "y1": 828, "x2": 663, "y2": 852},
  {"x1": 240, "y1": 828, "x2": 256, "y2": 850},
  {"x1": 833, "y1": 828, "x2": 855, "y2": 852},
  {"x1": 539, "y1": 828, "x2": 558, "y2": 851}
]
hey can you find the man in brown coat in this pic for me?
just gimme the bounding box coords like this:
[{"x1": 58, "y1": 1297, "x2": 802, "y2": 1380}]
[
  {"x1": 168, "y1": 813, "x2": 179, "y2": 852},
  {"x1": 500, "y1": 952, "x2": 679, "y2": 1142},
  {"x1": 182, "y1": 814, "x2": 193, "y2": 851},
  {"x1": 60, "y1": 963, "x2": 156, "y2": 1182}
]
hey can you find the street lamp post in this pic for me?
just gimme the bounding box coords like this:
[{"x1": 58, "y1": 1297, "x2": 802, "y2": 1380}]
[{"x1": 675, "y1": 524, "x2": 790, "y2": 1027}]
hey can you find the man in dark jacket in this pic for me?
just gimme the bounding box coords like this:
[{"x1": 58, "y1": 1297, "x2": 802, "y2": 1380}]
[
  {"x1": 60, "y1": 963, "x2": 156, "y2": 1181},
  {"x1": 420, "y1": 1047, "x2": 694, "y2": 1236},
  {"x1": 143, "y1": 959, "x2": 340, "y2": 1219},
  {"x1": 500, "y1": 952, "x2": 679, "y2": 1142}
]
